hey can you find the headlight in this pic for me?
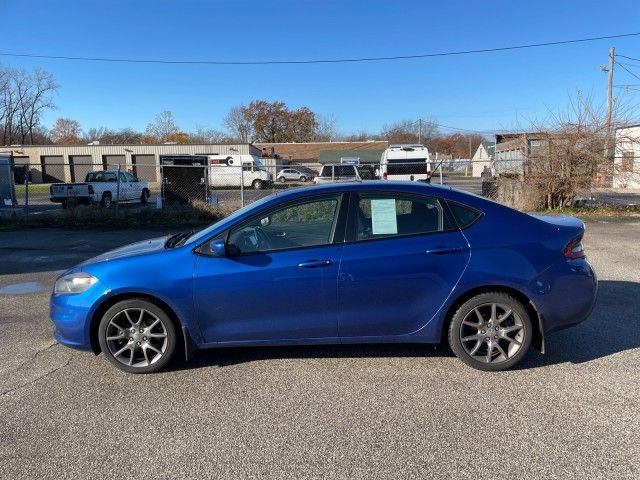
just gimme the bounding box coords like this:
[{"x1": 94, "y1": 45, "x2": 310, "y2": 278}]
[{"x1": 54, "y1": 273, "x2": 98, "y2": 294}]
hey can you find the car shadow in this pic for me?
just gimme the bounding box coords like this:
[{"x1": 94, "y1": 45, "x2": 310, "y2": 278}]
[
  {"x1": 169, "y1": 280, "x2": 640, "y2": 372},
  {"x1": 515, "y1": 279, "x2": 640, "y2": 370}
]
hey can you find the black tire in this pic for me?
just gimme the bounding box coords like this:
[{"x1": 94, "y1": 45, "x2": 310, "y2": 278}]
[
  {"x1": 101, "y1": 192, "x2": 113, "y2": 208},
  {"x1": 252, "y1": 179, "x2": 263, "y2": 190},
  {"x1": 300, "y1": 176, "x2": 307, "y2": 182},
  {"x1": 278, "y1": 176, "x2": 286, "y2": 183},
  {"x1": 140, "y1": 188, "x2": 150, "y2": 204},
  {"x1": 448, "y1": 292, "x2": 532, "y2": 371},
  {"x1": 61, "y1": 199, "x2": 68, "y2": 209},
  {"x1": 98, "y1": 299, "x2": 177, "y2": 374}
]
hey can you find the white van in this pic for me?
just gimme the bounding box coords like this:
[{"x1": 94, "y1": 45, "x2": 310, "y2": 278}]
[
  {"x1": 380, "y1": 144, "x2": 432, "y2": 181},
  {"x1": 208, "y1": 155, "x2": 273, "y2": 190}
]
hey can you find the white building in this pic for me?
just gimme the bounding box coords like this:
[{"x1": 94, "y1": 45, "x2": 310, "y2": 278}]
[
  {"x1": 471, "y1": 141, "x2": 495, "y2": 177},
  {"x1": 613, "y1": 124, "x2": 640, "y2": 189}
]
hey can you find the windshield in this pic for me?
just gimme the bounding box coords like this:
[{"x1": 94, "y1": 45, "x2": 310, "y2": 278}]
[{"x1": 184, "y1": 194, "x2": 276, "y2": 245}]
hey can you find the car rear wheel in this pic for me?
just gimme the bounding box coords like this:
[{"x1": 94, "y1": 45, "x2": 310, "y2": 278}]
[
  {"x1": 252, "y1": 179, "x2": 263, "y2": 190},
  {"x1": 140, "y1": 188, "x2": 150, "y2": 204},
  {"x1": 98, "y1": 299, "x2": 176, "y2": 374},
  {"x1": 448, "y1": 292, "x2": 532, "y2": 371},
  {"x1": 101, "y1": 192, "x2": 113, "y2": 208},
  {"x1": 278, "y1": 176, "x2": 286, "y2": 183},
  {"x1": 300, "y1": 175, "x2": 307, "y2": 182}
]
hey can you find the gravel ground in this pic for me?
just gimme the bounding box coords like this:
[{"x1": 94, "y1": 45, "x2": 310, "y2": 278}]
[{"x1": 0, "y1": 219, "x2": 639, "y2": 479}]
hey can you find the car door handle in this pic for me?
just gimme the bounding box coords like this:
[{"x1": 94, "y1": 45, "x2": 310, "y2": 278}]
[
  {"x1": 274, "y1": 232, "x2": 287, "y2": 237},
  {"x1": 426, "y1": 246, "x2": 464, "y2": 255},
  {"x1": 298, "y1": 259, "x2": 333, "y2": 268}
]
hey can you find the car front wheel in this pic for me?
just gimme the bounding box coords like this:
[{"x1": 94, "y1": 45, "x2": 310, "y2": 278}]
[
  {"x1": 448, "y1": 292, "x2": 532, "y2": 371},
  {"x1": 98, "y1": 299, "x2": 177, "y2": 374}
]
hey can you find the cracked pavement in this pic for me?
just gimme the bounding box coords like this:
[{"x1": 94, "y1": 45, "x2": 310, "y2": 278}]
[{"x1": 1, "y1": 221, "x2": 639, "y2": 479}]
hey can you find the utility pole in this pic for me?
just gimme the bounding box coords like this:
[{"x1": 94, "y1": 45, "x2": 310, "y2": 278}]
[
  {"x1": 604, "y1": 47, "x2": 615, "y2": 158},
  {"x1": 418, "y1": 118, "x2": 422, "y2": 144}
]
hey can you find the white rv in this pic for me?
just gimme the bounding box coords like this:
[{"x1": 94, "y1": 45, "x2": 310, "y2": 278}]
[
  {"x1": 208, "y1": 154, "x2": 273, "y2": 190},
  {"x1": 380, "y1": 144, "x2": 432, "y2": 181}
]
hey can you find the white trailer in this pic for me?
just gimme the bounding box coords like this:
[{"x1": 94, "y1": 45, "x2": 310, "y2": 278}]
[{"x1": 380, "y1": 144, "x2": 432, "y2": 181}]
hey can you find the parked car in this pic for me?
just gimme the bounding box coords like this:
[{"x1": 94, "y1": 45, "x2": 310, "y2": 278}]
[
  {"x1": 277, "y1": 168, "x2": 309, "y2": 183},
  {"x1": 50, "y1": 170, "x2": 150, "y2": 208},
  {"x1": 313, "y1": 164, "x2": 361, "y2": 184},
  {"x1": 50, "y1": 181, "x2": 597, "y2": 373}
]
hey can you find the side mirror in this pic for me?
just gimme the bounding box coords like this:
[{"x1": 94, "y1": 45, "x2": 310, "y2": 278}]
[{"x1": 209, "y1": 238, "x2": 226, "y2": 257}]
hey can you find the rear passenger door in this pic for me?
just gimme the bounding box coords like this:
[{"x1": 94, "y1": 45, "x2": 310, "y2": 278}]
[{"x1": 337, "y1": 192, "x2": 470, "y2": 338}]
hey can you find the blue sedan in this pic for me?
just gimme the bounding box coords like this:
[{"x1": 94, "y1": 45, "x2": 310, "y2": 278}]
[{"x1": 50, "y1": 181, "x2": 597, "y2": 373}]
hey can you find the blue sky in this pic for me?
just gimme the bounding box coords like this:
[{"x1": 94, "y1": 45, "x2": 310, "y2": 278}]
[{"x1": 4, "y1": 0, "x2": 640, "y2": 136}]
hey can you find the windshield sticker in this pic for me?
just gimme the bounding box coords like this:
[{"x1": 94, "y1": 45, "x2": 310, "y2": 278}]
[{"x1": 371, "y1": 199, "x2": 397, "y2": 234}]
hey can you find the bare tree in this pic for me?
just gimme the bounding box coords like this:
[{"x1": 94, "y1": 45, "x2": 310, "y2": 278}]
[
  {"x1": 190, "y1": 126, "x2": 230, "y2": 143},
  {"x1": 145, "y1": 110, "x2": 180, "y2": 142},
  {"x1": 0, "y1": 66, "x2": 57, "y2": 145},
  {"x1": 312, "y1": 114, "x2": 338, "y2": 142},
  {"x1": 223, "y1": 105, "x2": 252, "y2": 142},
  {"x1": 498, "y1": 92, "x2": 637, "y2": 209},
  {"x1": 381, "y1": 118, "x2": 439, "y2": 146},
  {"x1": 50, "y1": 117, "x2": 82, "y2": 144}
]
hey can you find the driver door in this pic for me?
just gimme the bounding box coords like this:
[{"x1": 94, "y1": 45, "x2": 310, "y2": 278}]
[{"x1": 193, "y1": 193, "x2": 347, "y2": 343}]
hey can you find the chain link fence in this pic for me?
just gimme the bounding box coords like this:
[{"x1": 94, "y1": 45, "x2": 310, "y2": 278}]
[{"x1": 4, "y1": 159, "x2": 640, "y2": 221}]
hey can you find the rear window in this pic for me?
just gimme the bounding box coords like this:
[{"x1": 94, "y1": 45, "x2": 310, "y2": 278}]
[
  {"x1": 85, "y1": 172, "x2": 116, "y2": 182},
  {"x1": 447, "y1": 201, "x2": 482, "y2": 229}
]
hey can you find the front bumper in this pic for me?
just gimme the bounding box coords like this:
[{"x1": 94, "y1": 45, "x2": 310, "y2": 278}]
[{"x1": 50, "y1": 285, "x2": 107, "y2": 351}]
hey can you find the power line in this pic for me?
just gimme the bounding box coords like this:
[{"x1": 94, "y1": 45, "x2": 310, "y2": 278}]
[
  {"x1": 615, "y1": 61, "x2": 640, "y2": 82},
  {"x1": 1, "y1": 32, "x2": 639, "y2": 66},
  {"x1": 405, "y1": 118, "x2": 495, "y2": 135},
  {"x1": 617, "y1": 54, "x2": 640, "y2": 62}
]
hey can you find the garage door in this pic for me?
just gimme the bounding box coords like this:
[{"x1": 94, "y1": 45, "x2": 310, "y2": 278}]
[
  {"x1": 40, "y1": 156, "x2": 66, "y2": 183},
  {"x1": 70, "y1": 155, "x2": 96, "y2": 183},
  {"x1": 12, "y1": 157, "x2": 30, "y2": 184},
  {"x1": 102, "y1": 155, "x2": 125, "y2": 171},
  {"x1": 132, "y1": 154, "x2": 157, "y2": 182}
]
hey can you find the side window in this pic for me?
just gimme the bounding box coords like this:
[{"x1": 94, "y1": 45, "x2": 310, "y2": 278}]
[
  {"x1": 354, "y1": 194, "x2": 445, "y2": 240},
  {"x1": 227, "y1": 195, "x2": 342, "y2": 255},
  {"x1": 105, "y1": 172, "x2": 117, "y2": 182},
  {"x1": 447, "y1": 201, "x2": 482, "y2": 229},
  {"x1": 119, "y1": 172, "x2": 128, "y2": 183},
  {"x1": 124, "y1": 172, "x2": 136, "y2": 182}
]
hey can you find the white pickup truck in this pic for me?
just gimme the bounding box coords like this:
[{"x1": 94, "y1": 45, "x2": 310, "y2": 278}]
[
  {"x1": 50, "y1": 170, "x2": 150, "y2": 208},
  {"x1": 313, "y1": 164, "x2": 361, "y2": 184}
]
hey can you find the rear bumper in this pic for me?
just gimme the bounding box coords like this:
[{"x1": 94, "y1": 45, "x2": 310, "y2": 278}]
[{"x1": 530, "y1": 258, "x2": 598, "y2": 334}]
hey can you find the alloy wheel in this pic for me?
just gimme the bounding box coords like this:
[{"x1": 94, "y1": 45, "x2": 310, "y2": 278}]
[
  {"x1": 105, "y1": 308, "x2": 168, "y2": 368},
  {"x1": 459, "y1": 302, "x2": 525, "y2": 364}
]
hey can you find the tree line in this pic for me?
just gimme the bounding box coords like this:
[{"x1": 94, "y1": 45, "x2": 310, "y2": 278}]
[{"x1": 0, "y1": 66, "x2": 57, "y2": 145}]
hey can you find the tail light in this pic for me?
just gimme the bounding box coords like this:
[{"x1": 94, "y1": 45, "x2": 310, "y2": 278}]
[
  {"x1": 564, "y1": 237, "x2": 585, "y2": 259},
  {"x1": 426, "y1": 170, "x2": 432, "y2": 177},
  {"x1": 88, "y1": 185, "x2": 94, "y2": 194},
  {"x1": 382, "y1": 172, "x2": 388, "y2": 180}
]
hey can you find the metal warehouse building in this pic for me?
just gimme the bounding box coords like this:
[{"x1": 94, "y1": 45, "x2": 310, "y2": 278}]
[{"x1": 7, "y1": 143, "x2": 263, "y2": 184}]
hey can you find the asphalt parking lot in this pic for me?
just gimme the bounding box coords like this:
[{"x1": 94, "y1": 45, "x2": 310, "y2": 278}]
[{"x1": 1, "y1": 218, "x2": 639, "y2": 479}]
